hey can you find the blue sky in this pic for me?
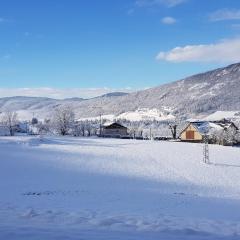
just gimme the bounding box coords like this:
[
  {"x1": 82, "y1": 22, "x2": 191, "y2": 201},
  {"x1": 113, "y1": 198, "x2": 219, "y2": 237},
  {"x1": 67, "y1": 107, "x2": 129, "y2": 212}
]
[{"x1": 1, "y1": 0, "x2": 240, "y2": 98}]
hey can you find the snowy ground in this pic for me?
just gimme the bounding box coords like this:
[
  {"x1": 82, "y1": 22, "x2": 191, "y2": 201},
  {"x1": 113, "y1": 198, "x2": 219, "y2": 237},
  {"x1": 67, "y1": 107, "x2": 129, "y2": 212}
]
[{"x1": 0, "y1": 136, "x2": 240, "y2": 239}]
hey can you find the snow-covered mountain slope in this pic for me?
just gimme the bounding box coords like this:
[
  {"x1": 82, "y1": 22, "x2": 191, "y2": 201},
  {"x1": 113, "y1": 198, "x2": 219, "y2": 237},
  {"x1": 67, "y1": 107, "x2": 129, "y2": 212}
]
[
  {"x1": 0, "y1": 62, "x2": 240, "y2": 120},
  {"x1": 0, "y1": 96, "x2": 85, "y2": 120},
  {"x1": 1, "y1": 136, "x2": 240, "y2": 239}
]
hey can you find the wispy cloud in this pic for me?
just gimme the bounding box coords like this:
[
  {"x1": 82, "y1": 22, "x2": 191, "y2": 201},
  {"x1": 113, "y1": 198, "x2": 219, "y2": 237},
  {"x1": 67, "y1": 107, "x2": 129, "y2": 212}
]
[
  {"x1": 0, "y1": 17, "x2": 7, "y2": 23},
  {"x1": 24, "y1": 32, "x2": 31, "y2": 37},
  {"x1": 136, "y1": 0, "x2": 187, "y2": 8},
  {"x1": 1, "y1": 54, "x2": 11, "y2": 61},
  {"x1": 0, "y1": 17, "x2": 12, "y2": 23},
  {"x1": 209, "y1": 9, "x2": 240, "y2": 21},
  {"x1": 0, "y1": 87, "x2": 136, "y2": 99},
  {"x1": 161, "y1": 16, "x2": 176, "y2": 24},
  {"x1": 231, "y1": 23, "x2": 240, "y2": 29},
  {"x1": 156, "y1": 37, "x2": 240, "y2": 63},
  {"x1": 127, "y1": 8, "x2": 135, "y2": 16}
]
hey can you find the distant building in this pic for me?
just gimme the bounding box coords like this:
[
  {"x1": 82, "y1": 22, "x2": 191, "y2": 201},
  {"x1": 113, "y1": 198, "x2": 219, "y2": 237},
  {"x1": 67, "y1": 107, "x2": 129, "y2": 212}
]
[
  {"x1": 102, "y1": 122, "x2": 128, "y2": 138},
  {"x1": 203, "y1": 111, "x2": 240, "y2": 122}
]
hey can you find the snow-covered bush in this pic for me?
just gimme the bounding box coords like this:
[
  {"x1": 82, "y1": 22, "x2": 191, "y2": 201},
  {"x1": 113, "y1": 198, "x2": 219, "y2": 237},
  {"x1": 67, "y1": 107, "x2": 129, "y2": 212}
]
[{"x1": 210, "y1": 127, "x2": 238, "y2": 146}]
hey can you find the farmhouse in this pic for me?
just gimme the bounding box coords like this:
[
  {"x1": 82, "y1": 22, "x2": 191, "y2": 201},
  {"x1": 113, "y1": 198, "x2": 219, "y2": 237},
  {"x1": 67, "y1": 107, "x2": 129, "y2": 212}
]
[
  {"x1": 180, "y1": 121, "x2": 238, "y2": 145},
  {"x1": 102, "y1": 122, "x2": 128, "y2": 138}
]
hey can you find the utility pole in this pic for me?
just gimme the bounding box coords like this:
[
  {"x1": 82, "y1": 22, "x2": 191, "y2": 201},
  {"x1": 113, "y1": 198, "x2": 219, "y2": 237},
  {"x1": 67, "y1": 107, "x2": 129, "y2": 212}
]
[
  {"x1": 92, "y1": 106, "x2": 102, "y2": 137},
  {"x1": 99, "y1": 113, "x2": 102, "y2": 137},
  {"x1": 203, "y1": 133, "x2": 209, "y2": 164}
]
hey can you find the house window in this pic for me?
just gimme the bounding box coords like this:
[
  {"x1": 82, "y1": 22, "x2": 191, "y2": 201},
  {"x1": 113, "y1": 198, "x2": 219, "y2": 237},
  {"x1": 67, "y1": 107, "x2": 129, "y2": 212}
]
[{"x1": 186, "y1": 130, "x2": 195, "y2": 139}]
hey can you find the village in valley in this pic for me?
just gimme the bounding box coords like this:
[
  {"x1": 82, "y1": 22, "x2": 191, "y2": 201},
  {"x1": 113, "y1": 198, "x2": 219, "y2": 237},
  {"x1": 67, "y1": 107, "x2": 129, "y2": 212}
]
[{"x1": 0, "y1": 108, "x2": 239, "y2": 147}]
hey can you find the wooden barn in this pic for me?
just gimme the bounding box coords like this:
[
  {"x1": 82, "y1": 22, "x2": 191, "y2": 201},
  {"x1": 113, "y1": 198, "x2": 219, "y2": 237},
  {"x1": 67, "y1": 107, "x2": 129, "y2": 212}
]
[
  {"x1": 102, "y1": 122, "x2": 128, "y2": 138},
  {"x1": 180, "y1": 122, "x2": 206, "y2": 142}
]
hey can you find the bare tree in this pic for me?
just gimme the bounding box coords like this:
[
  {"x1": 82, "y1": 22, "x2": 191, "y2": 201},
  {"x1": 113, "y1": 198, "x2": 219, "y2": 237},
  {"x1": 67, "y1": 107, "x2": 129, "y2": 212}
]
[
  {"x1": 128, "y1": 125, "x2": 138, "y2": 139},
  {"x1": 36, "y1": 120, "x2": 51, "y2": 135},
  {"x1": 52, "y1": 106, "x2": 75, "y2": 136},
  {"x1": 85, "y1": 121, "x2": 92, "y2": 136},
  {"x1": 169, "y1": 123, "x2": 177, "y2": 139},
  {"x1": 1, "y1": 111, "x2": 18, "y2": 136},
  {"x1": 72, "y1": 121, "x2": 95, "y2": 137},
  {"x1": 73, "y1": 122, "x2": 82, "y2": 136}
]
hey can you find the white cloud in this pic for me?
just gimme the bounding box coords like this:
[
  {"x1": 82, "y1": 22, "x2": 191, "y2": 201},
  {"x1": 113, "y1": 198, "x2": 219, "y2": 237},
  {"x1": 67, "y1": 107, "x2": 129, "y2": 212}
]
[
  {"x1": 209, "y1": 9, "x2": 240, "y2": 21},
  {"x1": 0, "y1": 87, "x2": 136, "y2": 99},
  {"x1": 161, "y1": 16, "x2": 176, "y2": 24},
  {"x1": 136, "y1": 0, "x2": 187, "y2": 8},
  {"x1": 156, "y1": 37, "x2": 240, "y2": 63}
]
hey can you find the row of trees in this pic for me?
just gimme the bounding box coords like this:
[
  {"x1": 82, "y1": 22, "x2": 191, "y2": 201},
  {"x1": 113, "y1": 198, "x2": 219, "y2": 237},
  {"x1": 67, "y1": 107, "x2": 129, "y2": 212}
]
[
  {"x1": 0, "y1": 106, "x2": 179, "y2": 138},
  {"x1": 0, "y1": 106, "x2": 99, "y2": 137}
]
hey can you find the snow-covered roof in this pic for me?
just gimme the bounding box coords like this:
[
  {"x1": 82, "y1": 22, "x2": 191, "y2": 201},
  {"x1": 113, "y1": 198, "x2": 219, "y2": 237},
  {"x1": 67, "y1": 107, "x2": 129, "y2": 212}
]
[
  {"x1": 103, "y1": 122, "x2": 127, "y2": 129},
  {"x1": 182, "y1": 119, "x2": 238, "y2": 136},
  {"x1": 185, "y1": 121, "x2": 224, "y2": 135},
  {"x1": 190, "y1": 121, "x2": 238, "y2": 135},
  {"x1": 102, "y1": 121, "x2": 115, "y2": 127},
  {"x1": 191, "y1": 122, "x2": 210, "y2": 135}
]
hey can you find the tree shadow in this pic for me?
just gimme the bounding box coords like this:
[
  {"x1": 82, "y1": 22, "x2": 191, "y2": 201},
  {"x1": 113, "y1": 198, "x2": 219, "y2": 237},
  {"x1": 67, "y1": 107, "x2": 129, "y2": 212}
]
[
  {"x1": 37, "y1": 136, "x2": 145, "y2": 148},
  {"x1": 209, "y1": 162, "x2": 240, "y2": 168}
]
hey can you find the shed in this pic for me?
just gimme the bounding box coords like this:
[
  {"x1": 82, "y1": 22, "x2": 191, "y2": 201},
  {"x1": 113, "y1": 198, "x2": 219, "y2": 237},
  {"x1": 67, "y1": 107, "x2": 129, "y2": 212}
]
[
  {"x1": 180, "y1": 122, "x2": 207, "y2": 142},
  {"x1": 102, "y1": 122, "x2": 128, "y2": 138}
]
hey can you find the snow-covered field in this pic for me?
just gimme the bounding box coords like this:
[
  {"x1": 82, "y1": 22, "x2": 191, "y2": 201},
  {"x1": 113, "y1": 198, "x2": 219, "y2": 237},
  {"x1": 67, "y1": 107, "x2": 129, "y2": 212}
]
[{"x1": 0, "y1": 136, "x2": 240, "y2": 239}]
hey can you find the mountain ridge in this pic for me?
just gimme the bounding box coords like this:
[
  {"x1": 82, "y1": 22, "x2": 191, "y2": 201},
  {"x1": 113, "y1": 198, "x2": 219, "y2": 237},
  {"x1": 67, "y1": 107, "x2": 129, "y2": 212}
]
[{"x1": 0, "y1": 63, "x2": 239, "y2": 120}]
